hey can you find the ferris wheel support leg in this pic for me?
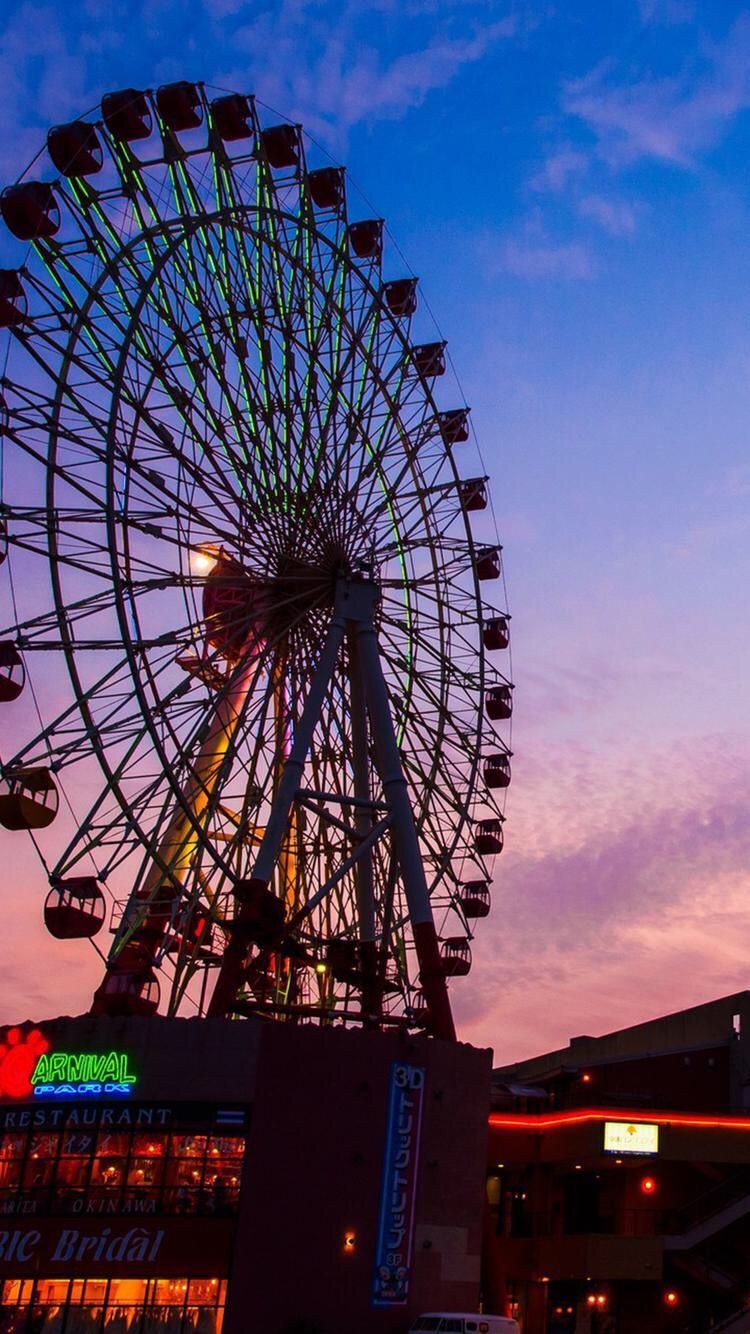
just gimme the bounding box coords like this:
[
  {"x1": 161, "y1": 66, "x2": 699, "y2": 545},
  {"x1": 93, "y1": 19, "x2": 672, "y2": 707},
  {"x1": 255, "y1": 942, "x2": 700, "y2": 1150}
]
[
  {"x1": 348, "y1": 630, "x2": 381, "y2": 1029},
  {"x1": 207, "y1": 599, "x2": 348, "y2": 1018},
  {"x1": 352, "y1": 612, "x2": 456, "y2": 1044}
]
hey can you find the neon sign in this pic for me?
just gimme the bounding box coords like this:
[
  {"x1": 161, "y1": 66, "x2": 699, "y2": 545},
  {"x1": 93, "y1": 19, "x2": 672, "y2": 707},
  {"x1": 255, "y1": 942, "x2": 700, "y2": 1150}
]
[
  {"x1": 372, "y1": 1062, "x2": 425, "y2": 1307},
  {"x1": 31, "y1": 1052, "x2": 137, "y2": 1099}
]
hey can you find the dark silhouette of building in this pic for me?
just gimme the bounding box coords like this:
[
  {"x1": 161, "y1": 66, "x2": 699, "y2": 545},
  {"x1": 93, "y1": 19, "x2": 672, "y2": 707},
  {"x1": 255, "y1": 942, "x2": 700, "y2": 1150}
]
[{"x1": 485, "y1": 991, "x2": 750, "y2": 1334}]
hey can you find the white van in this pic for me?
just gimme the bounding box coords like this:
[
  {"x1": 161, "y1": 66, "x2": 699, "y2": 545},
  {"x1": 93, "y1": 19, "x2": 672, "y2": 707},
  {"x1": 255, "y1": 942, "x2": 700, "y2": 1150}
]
[{"x1": 410, "y1": 1317, "x2": 520, "y2": 1334}]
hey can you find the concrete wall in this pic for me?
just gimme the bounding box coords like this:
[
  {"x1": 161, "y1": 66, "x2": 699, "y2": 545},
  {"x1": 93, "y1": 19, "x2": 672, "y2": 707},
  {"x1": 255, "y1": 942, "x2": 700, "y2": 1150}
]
[{"x1": 226, "y1": 1023, "x2": 492, "y2": 1334}]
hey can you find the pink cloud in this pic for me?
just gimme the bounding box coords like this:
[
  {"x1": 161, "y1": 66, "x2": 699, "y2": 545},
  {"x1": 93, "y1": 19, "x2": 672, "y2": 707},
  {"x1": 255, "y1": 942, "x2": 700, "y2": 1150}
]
[{"x1": 454, "y1": 736, "x2": 750, "y2": 1060}]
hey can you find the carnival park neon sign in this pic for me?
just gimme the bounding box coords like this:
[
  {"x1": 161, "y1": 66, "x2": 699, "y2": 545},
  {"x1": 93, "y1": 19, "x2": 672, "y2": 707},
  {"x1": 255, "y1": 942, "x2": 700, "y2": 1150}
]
[{"x1": 31, "y1": 1051, "x2": 137, "y2": 1099}]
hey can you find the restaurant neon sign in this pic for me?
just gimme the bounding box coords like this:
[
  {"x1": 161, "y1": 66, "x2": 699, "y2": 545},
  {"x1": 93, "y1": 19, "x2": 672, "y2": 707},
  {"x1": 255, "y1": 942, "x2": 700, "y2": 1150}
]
[{"x1": 31, "y1": 1051, "x2": 137, "y2": 1099}]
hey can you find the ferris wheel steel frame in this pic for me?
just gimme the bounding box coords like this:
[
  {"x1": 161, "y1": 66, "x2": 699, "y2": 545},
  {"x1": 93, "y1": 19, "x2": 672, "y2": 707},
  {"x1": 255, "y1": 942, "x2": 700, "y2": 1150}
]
[{"x1": 0, "y1": 83, "x2": 512, "y2": 1040}]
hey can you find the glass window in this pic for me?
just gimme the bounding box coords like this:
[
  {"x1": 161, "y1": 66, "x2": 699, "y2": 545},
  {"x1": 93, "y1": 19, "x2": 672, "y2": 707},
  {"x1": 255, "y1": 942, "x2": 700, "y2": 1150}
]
[
  {"x1": 1, "y1": 1279, "x2": 33, "y2": 1304},
  {"x1": 0, "y1": 1135, "x2": 25, "y2": 1160},
  {"x1": 0, "y1": 1275, "x2": 226, "y2": 1329},
  {"x1": 34, "y1": 1280, "x2": 70, "y2": 1304},
  {"x1": 132, "y1": 1133, "x2": 167, "y2": 1159},
  {"x1": 171, "y1": 1134, "x2": 207, "y2": 1157},
  {"x1": 166, "y1": 1163, "x2": 203, "y2": 1196},
  {"x1": 95, "y1": 1131, "x2": 130, "y2": 1158},
  {"x1": 0, "y1": 1159, "x2": 21, "y2": 1192},
  {"x1": 28, "y1": 1133, "x2": 59, "y2": 1160},
  {"x1": 127, "y1": 1156, "x2": 165, "y2": 1188},
  {"x1": 22, "y1": 1155, "x2": 54, "y2": 1189},
  {"x1": 202, "y1": 1166, "x2": 240, "y2": 1215},
  {"x1": 186, "y1": 1309, "x2": 224, "y2": 1333},
  {"x1": 152, "y1": 1278, "x2": 188, "y2": 1305},
  {"x1": 55, "y1": 1157, "x2": 90, "y2": 1188},
  {"x1": 82, "y1": 1280, "x2": 108, "y2": 1304},
  {"x1": 28, "y1": 1305, "x2": 66, "y2": 1332},
  {"x1": 67, "y1": 1313, "x2": 103, "y2": 1333},
  {"x1": 207, "y1": 1136, "x2": 244, "y2": 1160},
  {"x1": 60, "y1": 1131, "x2": 95, "y2": 1157},
  {"x1": 90, "y1": 1159, "x2": 125, "y2": 1189},
  {"x1": 188, "y1": 1279, "x2": 223, "y2": 1306},
  {"x1": 107, "y1": 1278, "x2": 148, "y2": 1300}
]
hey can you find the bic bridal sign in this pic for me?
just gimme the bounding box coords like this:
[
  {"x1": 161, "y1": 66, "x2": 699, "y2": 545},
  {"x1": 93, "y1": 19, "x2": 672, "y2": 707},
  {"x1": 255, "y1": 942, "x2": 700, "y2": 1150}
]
[{"x1": 0, "y1": 1219, "x2": 234, "y2": 1276}]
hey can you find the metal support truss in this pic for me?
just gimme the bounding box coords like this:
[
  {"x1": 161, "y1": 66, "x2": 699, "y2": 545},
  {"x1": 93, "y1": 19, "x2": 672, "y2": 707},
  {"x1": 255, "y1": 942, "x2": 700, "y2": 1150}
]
[{"x1": 208, "y1": 575, "x2": 456, "y2": 1040}]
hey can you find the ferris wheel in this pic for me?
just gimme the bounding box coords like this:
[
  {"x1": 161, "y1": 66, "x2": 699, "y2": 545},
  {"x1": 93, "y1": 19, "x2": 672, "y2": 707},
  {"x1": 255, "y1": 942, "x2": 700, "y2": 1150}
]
[{"x1": 0, "y1": 83, "x2": 512, "y2": 1040}]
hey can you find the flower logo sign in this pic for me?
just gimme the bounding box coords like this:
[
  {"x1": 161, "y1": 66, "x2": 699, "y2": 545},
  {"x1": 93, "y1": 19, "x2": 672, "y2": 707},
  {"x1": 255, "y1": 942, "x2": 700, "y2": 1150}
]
[{"x1": 0, "y1": 1027, "x2": 50, "y2": 1099}]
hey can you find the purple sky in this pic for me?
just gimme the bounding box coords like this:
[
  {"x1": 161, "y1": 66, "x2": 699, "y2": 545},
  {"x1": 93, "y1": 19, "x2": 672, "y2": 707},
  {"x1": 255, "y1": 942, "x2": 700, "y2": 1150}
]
[{"x1": 1, "y1": 0, "x2": 750, "y2": 1061}]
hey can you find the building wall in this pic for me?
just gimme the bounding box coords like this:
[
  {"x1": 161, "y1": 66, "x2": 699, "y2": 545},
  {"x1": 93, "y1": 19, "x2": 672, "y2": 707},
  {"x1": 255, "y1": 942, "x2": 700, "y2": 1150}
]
[
  {"x1": 498, "y1": 991, "x2": 750, "y2": 1101},
  {"x1": 485, "y1": 991, "x2": 750, "y2": 1333},
  {"x1": 0, "y1": 1014, "x2": 492, "y2": 1334},
  {"x1": 227, "y1": 1022, "x2": 492, "y2": 1334}
]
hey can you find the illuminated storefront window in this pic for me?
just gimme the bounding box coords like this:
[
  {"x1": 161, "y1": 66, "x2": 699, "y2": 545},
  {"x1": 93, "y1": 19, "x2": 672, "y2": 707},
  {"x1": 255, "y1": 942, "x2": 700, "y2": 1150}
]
[
  {"x1": 0, "y1": 1129, "x2": 245, "y2": 1219},
  {"x1": 0, "y1": 1275, "x2": 226, "y2": 1331}
]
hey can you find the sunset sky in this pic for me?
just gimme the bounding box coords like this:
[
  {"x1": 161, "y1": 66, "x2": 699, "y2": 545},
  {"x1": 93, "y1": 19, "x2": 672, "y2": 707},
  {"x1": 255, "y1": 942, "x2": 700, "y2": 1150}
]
[{"x1": 1, "y1": 0, "x2": 750, "y2": 1062}]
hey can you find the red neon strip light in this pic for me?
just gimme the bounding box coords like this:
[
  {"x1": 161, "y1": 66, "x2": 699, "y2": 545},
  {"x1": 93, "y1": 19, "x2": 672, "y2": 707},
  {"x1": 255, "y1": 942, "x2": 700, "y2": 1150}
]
[{"x1": 488, "y1": 1107, "x2": 750, "y2": 1132}]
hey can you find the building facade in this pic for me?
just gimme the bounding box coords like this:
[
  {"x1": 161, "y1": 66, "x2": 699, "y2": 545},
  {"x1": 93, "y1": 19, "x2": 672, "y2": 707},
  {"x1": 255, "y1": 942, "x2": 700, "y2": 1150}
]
[
  {"x1": 484, "y1": 991, "x2": 750, "y2": 1334},
  {"x1": 0, "y1": 1014, "x2": 492, "y2": 1333}
]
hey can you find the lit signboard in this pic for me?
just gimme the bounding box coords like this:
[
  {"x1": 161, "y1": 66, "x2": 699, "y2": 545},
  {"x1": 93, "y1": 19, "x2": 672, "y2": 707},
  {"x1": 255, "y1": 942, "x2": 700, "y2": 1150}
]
[
  {"x1": 372, "y1": 1062, "x2": 425, "y2": 1306},
  {"x1": 603, "y1": 1121, "x2": 659, "y2": 1155},
  {"x1": 31, "y1": 1052, "x2": 137, "y2": 1099}
]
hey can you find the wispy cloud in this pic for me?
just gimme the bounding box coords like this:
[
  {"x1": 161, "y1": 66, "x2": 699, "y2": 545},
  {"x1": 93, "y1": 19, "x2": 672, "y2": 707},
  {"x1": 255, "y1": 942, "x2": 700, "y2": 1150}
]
[
  {"x1": 0, "y1": 0, "x2": 521, "y2": 178},
  {"x1": 0, "y1": 3, "x2": 96, "y2": 177},
  {"x1": 222, "y1": 7, "x2": 518, "y2": 143},
  {"x1": 529, "y1": 146, "x2": 589, "y2": 193},
  {"x1": 637, "y1": 0, "x2": 696, "y2": 24},
  {"x1": 516, "y1": 12, "x2": 750, "y2": 269},
  {"x1": 501, "y1": 234, "x2": 595, "y2": 280},
  {"x1": 577, "y1": 193, "x2": 639, "y2": 236},
  {"x1": 456, "y1": 738, "x2": 750, "y2": 1058},
  {"x1": 564, "y1": 15, "x2": 750, "y2": 168}
]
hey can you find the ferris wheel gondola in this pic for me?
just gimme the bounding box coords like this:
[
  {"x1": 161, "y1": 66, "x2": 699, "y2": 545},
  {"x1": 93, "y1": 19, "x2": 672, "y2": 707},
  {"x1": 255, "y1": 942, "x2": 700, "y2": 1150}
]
[{"x1": 0, "y1": 82, "x2": 512, "y2": 1038}]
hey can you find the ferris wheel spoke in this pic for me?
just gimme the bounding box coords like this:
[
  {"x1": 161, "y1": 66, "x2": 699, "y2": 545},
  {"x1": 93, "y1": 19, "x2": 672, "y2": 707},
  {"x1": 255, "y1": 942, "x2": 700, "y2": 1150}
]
[
  {"x1": 40, "y1": 217, "x2": 269, "y2": 506},
  {"x1": 12, "y1": 318, "x2": 247, "y2": 540},
  {"x1": 212, "y1": 159, "x2": 299, "y2": 490},
  {"x1": 3, "y1": 575, "x2": 184, "y2": 649}
]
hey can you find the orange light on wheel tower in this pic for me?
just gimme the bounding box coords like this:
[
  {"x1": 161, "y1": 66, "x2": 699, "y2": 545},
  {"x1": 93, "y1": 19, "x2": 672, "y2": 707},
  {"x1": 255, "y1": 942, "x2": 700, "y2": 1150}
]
[
  {"x1": 640, "y1": 1175, "x2": 657, "y2": 1195},
  {"x1": 664, "y1": 1290, "x2": 680, "y2": 1307}
]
